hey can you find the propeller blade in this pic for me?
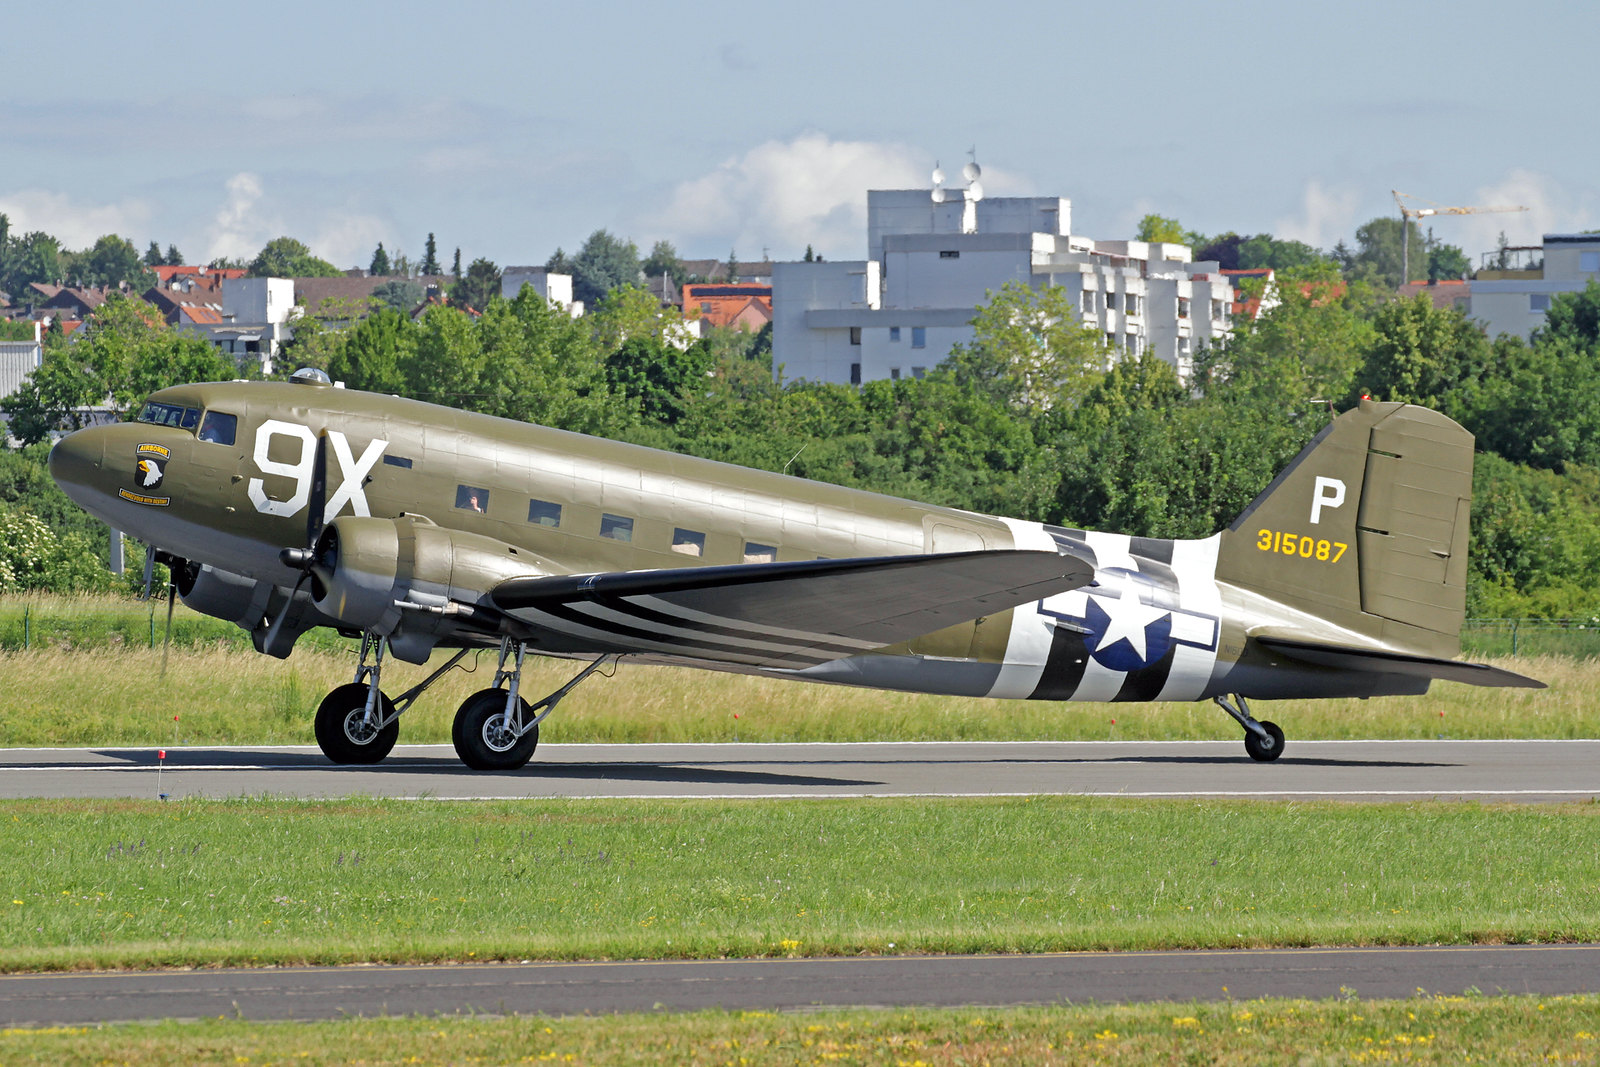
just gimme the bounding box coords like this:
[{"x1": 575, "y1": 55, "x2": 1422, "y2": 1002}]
[
  {"x1": 139, "y1": 545, "x2": 155, "y2": 601},
  {"x1": 158, "y1": 579, "x2": 176, "y2": 680},
  {"x1": 306, "y1": 432, "x2": 329, "y2": 550}
]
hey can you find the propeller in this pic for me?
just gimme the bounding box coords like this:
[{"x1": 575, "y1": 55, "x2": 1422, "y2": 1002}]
[
  {"x1": 261, "y1": 433, "x2": 329, "y2": 655},
  {"x1": 158, "y1": 571, "x2": 177, "y2": 680}
]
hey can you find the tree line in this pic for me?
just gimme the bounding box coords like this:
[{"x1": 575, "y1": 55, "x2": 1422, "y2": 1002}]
[{"x1": 8, "y1": 268, "x2": 1600, "y2": 618}]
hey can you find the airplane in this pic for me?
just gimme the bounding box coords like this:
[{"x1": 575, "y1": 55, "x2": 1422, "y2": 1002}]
[{"x1": 48, "y1": 366, "x2": 1543, "y2": 771}]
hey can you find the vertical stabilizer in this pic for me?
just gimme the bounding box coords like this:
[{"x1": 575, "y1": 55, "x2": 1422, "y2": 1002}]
[{"x1": 1215, "y1": 400, "x2": 1473, "y2": 657}]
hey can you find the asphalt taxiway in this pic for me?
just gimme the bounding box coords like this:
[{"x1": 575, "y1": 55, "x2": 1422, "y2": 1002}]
[
  {"x1": 4, "y1": 945, "x2": 1599, "y2": 1026},
  {"x1": 1, "y1": 739, "x2": 1596, "y2": 802}
]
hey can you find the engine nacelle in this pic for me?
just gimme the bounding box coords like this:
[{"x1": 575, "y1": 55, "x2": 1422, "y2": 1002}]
[
  {"x1": 177, "y1": 562, "x2": 272, "y2": 628},
  {"x1": 310, "y1": 514, "x2": 549, "y2": 660}
]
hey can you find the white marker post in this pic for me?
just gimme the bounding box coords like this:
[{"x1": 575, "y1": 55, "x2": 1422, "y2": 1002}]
[{"x1": 157, "y1": 749, "x2": 167, "y2": 801}]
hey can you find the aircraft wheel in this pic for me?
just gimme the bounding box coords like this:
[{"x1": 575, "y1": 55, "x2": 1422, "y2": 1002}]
[
  {"x1": 314, "y1": 682, "x2": 399, "y2": 764},
  {"x1": 1244, "y1": 720, "x2": 1285, "y2": 763},
  {"x1": 452, "y1": 688, "x2": 539, "y2": 771}
]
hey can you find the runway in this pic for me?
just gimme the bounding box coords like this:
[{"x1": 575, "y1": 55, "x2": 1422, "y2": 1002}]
[
  {"x1": 4, "y1": 945, "x2": 1599, "y2": 1026},
  {"x1": 1, "y1": 739, "x2": 1597, "y2": 801}
]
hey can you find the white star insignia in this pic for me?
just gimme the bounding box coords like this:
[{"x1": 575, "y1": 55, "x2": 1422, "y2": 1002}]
[{"x1": 1091, "y1": 585, "x2": 1169, "y2": 660}]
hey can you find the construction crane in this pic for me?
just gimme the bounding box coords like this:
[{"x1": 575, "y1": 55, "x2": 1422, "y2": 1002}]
[{"x1": 1393, "y1": 190, "x2": 1528, "y2": 283}]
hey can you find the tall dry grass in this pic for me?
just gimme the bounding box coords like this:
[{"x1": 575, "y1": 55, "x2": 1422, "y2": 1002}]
[{"x1": 0, "y1": 641, "x2": 1590, "y2": 747}]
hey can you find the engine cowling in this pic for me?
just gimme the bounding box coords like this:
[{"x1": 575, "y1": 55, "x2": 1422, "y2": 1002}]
[
  {"x1": 309, "y1": 514, "x2": 550, "y2": 660},
  {"x1": 177, "y1": 562, "x2": 272, "y2": 628}
]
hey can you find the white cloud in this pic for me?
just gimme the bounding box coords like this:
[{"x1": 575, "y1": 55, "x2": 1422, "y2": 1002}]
[
  {"x1": 1273, "y1": 180, "x2": 1362, "y2": 251},
  {"x1": 204, "y1": 172, "x2": 270, "y2": 264},
  {"x1": 1446, "y1": 169, "x2": 1600, "y2": 259},
  {"x1": 647, "y1": 133, "x2": 930, "y2": 259},
  {"x1": 310, "y1": 213, "x2": 391, "y2": 271},
  {"x1": 0, "y1": 189, "x2": 152, "y2": 251}
]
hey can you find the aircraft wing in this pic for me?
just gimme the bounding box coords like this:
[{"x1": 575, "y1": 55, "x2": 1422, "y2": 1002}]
[
  {"x1": 490, "y1": 549, "x2": 1093, "y2": 669},
  {"x1": 1253, "y1": 635, "x2": 1546, "y2": 689}
]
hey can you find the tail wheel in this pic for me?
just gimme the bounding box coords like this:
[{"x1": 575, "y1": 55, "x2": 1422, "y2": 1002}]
[
  {"x1": 1244, "y1": 720, "x2": 1286, "y2": 762},
  {"x1": 314, "y1": 682, "x2": 399, "y2": 764},
  {"x1": 452, "y1": 687, "x2": 539, "y2": 771}
]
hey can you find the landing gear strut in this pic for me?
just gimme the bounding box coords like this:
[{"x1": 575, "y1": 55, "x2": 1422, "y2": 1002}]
[
  {"x1": 1213, "y1": 694, "x2": 1286, "y2": 763},
  {"x1": 451, "y1": 640, "x2": 616, "y2": 771},
  {"x1": 312, "y1": 632, "x2": 470, "y2": 765}
]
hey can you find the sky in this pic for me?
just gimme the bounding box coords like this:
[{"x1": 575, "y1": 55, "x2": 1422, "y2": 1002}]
[{"x1": 5, "y1": 1, "x2": 1598, "y2": 273}]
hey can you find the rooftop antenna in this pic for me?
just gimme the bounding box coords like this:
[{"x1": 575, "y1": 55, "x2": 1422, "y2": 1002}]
[
  {"x1": 961, "y1": 149, "x2": 983, "y2": 233},
  {"x1": 931, "y1": 161, "x2": 947, "y2": 203}
]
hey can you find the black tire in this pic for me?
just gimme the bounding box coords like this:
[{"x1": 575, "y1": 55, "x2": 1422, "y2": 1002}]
[
  {"x1": 452, "y1": 688, "x2": 539, "y2": 771},
  {"x1": 1244, "y1": 720, "x2": 1286, "y2": 762},
  {"x1": 314, "y1": 682, "x2": 399, "y2": 764}
]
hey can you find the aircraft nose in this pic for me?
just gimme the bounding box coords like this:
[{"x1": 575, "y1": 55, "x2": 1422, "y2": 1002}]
[{"x1": 49, "y1": 429, "x2": 106, "y2": 502}]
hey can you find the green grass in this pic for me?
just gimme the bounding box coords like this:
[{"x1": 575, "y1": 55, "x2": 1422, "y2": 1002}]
[
  {"x1": 3, "y1": 796, "x2": 1598, "y2": 972},
  {"x1": 3, "y1": 996, "x2": 1598, "y2": 1065}
]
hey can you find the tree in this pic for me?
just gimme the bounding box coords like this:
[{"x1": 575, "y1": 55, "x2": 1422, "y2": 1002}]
[
  {"x1": 642, "y1": 240, "x2": 684, "y2": 286},
  {"x1": 452, "y1": 247, "x2": 462, "y2": 279},
  {"x1": 143, "y1": 241, "x2": 164, "y2": 267},
  {"x1": 421, "y1": 233, "x2": 441, "y2": 276},
  {"x1": 2, "y1": 230, "x2": 66, "y2": 294},
  {"x1": 803, "y1": 245, "x2": 816, "y2": 263},
  {"x1": 590, "y1": 284, "x2": 692, "y2": 355},
  {"x1": 1237, "y1": 234, "x2": 1328, "y2": 272},
  {"x1": 248, "y1": 237, "x2": 341, "y2": 278},
  {"x1": 1535, "y1": 279, "x2": 1600, "y2": 349},
  {"x1": 73, "y1": 235, "x2": 153, "y2": 289},
  {"x1": 1135, "y1": 214, "x2": 1191, "y2": 245},
  {"x1": 165, "y1": 243, "x2": 184, "y2": 267},
  {"x1": 727, "y1": 248, "x2": 740, "y2": 283},
  {"x1": 1341, "y1": 216, "x2": 1425, "y2": 288},
  {"x1": 326, "y1": 307, "x2": 414, "y2": 395},
  {"x1": 604, "y1": 336, "x2": 714, "y2": 425},
  {"x1": 449, "y1": 257, "x2": 501, "y2": 311},
  {"x1": 1427, "y1": 242, "x2": 1471, "y2": 282},
  {"x1": 569, "y1": 230, "x2": 641, "y2": 307},
  {"x1": 1351, "y1": 293, "x2": 1491, "y2": 409},
  {"x1": 369, "y1": 242, "x2": 392, "y2": 277},
  {"x1": 936, "y1": 280, "x2": 1107, "y2": 412},
  {"x1": 546, "y1": 247, "x2": 573, "y2": 275},
  {"x1": 372, "y1": 278, "x2": 423, "y2": 313},
  {"x1": 1, "y1": 293, "x2": 236, "y2": 444}
]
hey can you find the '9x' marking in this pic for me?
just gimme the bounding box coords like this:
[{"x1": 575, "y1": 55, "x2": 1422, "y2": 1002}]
[{"x1": 246, "y1": 419, "x2": 388, "y2": 522}]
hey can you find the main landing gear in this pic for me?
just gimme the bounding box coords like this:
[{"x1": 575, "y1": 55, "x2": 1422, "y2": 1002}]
[
  {"x1": 1213, "y1": 694, "x2": 1286, "y2": 762},
  {"x1": 309, "y1": 633, "x2": 616, "y2": 772}
]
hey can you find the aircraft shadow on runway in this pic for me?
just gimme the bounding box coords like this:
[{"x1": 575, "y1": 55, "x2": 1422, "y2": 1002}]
[
  {"x1": 1099, "y1": 755, "x2": 1459, "y2": 769},
  {"x1": 82, "y1": 750, "x2": 878, "y2": 788}
]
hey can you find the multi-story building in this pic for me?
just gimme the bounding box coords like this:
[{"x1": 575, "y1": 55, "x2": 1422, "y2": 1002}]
[
  {"x1": 1469, "y1": 233, "x2": 1600, "y2": 341},
  {"x1": 772, "y1": 188, "x2": 1232, "y2": 385}
]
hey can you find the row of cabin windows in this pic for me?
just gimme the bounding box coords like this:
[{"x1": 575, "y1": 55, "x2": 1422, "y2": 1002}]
[{"x1": 454, "y1": 485, "x2": 776, "y2": 562}]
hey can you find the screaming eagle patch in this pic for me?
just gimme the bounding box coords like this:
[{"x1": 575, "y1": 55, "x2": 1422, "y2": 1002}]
[{"x1": 121, "y1": 443, "x2": 172, "y2": 507}]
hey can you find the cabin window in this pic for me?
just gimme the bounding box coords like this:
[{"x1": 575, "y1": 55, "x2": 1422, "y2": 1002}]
[
  {"x1": 600, "y1": 513, "x2": 634, "y2": 542},
  {"x1": 671, "y1": 528, "x2": 705, "y2": 556},
  {"x1": 455, "y1": 485, "x2": 489, "y2": 513},
  {"x1": 528, "y1": 499, "x2": 562, "y2": 527},
  {"x1": 383, "y1": 455, "x2": 413, "y2": 469},
  {"x1": 743, "y1": 542, "x2": 776, "y2": 564},
  {"x1": 197, "y1": 410, "x2": 237, "y2": 445}
]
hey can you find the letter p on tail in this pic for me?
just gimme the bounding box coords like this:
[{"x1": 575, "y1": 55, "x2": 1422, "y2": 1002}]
[{"x1": 1310, "y1": 476, "x2": 1345, "y2": 524}]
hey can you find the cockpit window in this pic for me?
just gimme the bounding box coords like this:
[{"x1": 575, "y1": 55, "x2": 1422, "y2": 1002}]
[
  {"x1": 197, "y1": 410, "x2": 238, "y2": 445},
  {"x1": 137, "y1": 401, "x2": 200, "y2": 429}
]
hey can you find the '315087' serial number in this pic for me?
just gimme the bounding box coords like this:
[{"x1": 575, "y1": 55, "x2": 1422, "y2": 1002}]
[{"x1": 1256, "y1": 529, "x2": 1348, "y2": 562}]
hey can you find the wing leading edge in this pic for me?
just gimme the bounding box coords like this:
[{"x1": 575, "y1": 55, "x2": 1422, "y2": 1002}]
[{"x1": 490, "y1": 549, "x2": 1093, "y2": 669}]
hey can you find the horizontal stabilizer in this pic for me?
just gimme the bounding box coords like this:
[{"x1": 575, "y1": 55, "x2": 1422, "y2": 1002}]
[
  {"x1": 1254, "y1": 636, "x2": 1546, "y2": 689},
  {"x1": 491, "y1": 550, "x2": 1093, "y2": 669}
]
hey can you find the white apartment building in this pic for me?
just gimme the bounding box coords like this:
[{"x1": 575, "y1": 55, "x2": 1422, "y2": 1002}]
[
  {"x1": 1469, "y1": 233, "x2": 1600, "y2": 341},
  {"x1": 773, "y1": 189, "x2": 1232, "y2": 385},
  {"x1": 501, "y1": 267, "x2": 581, "y2": 316}
]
